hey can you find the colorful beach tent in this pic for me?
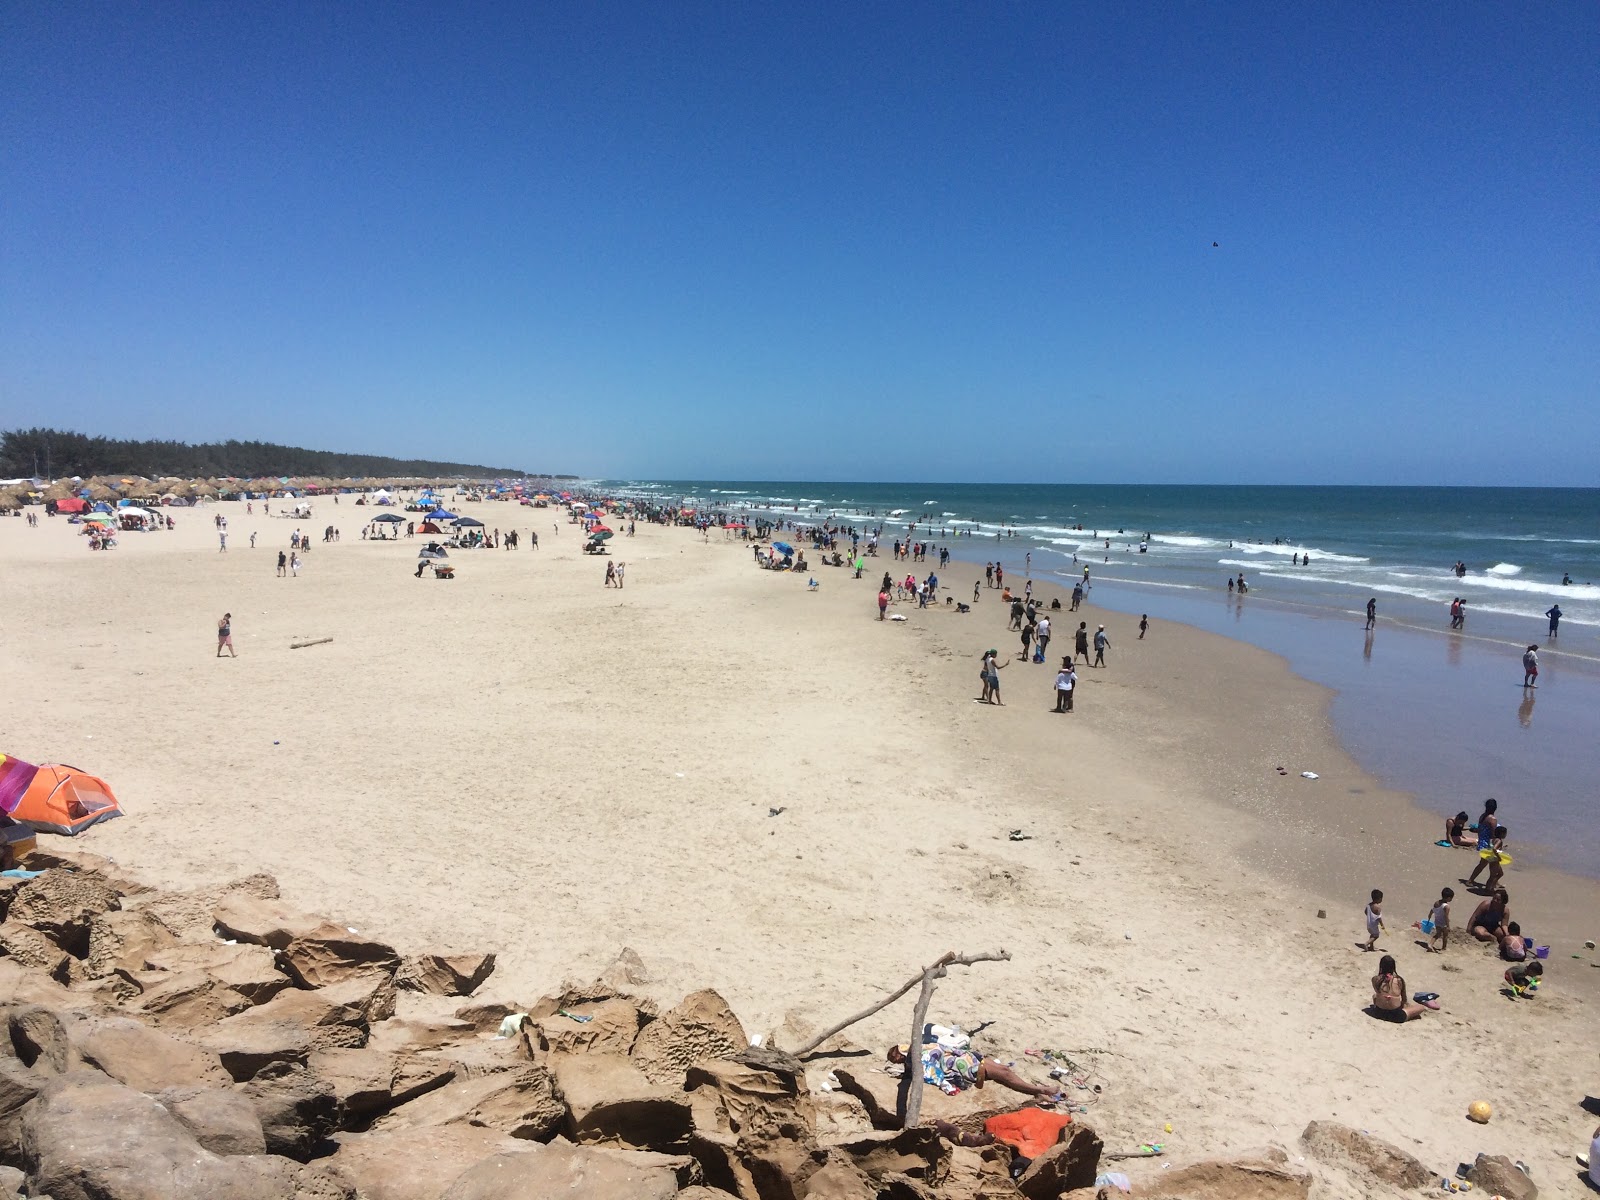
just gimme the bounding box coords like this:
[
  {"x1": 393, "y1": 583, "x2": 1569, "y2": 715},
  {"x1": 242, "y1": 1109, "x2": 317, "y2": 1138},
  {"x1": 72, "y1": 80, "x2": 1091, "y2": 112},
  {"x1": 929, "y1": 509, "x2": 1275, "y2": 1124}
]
[{"x1": 0, "y1": 755, "x2": 122, "y2": 836}]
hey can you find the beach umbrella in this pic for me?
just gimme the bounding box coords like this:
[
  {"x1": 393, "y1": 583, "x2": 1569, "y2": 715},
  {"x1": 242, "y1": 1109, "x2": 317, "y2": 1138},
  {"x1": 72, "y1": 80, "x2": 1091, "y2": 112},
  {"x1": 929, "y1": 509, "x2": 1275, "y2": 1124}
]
[
  {"x1": 0, "y1": 493, "x2": 19, "y2": 512},
  {"x1": 589, "y1": 529, "x2": 613, "y2": 542},
  {"x1": 773, "y1": 541, "x2": 794, "y2": 556},
  {"x1": 373, "y1": 512, "x2": 404, "y2": 523}
]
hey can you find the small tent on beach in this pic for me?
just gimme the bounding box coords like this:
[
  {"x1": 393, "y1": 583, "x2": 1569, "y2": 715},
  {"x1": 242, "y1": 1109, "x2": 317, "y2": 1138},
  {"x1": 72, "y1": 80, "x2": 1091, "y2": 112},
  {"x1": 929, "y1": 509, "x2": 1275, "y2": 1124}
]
[{"x1": 0, "y1": 755, "x2": 122, "y2": 836}]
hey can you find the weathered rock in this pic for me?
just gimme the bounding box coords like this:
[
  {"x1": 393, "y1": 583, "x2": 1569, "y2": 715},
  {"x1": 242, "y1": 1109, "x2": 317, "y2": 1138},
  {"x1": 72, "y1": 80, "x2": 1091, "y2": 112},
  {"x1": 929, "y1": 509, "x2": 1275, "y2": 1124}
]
[
  {"x1": 195, "y1": 972, "x2": 397, "y2": 1079},
  {"x1": 0, "y1": 1058, "x2": 42, "y2": 1160},
  {"x1": 452, "y1": 1001, "x2": 522, "y2": 1034},
  {"x1": 212, "y1": 892, "x2": 330, "y2": 949},
  {"x1": 1300, "y1": 1120, "x2": 1433, "y2": 1191},
  {"x1": 370, "y1": 1063, "x2": 563, "y2": 1140},
  {"x1": 145, "y1": 940, "x2": 291, "y2": 1005},
  {"x1": 120, "y1": 968, "x2": 255, "y2": 1028},
  {"x1": 0, "y1": 1163, "x2": 24, "y2": 1197},
  {"x1": 80, "y1": 908, "x2": 176, "y2": 977},
  {"x1": 632, "y1": 988, "x2": 747, "y2": 1085},
  {"x1": 395, "y1": 952, "x2": 497, "y2": 997},
  {"x1": 309, "y1": 1046, "x2": 455, "y2": 1121},
  {"x1": 1136, "y1": 1153, "x2": 1312, "y2": 1200},
  {"x1": 156, "y1": 1085, "x2": 268, "y2": 1155},
  {"x1": 5, "y1": 869, "x2": 120, "y2": 956},
  {"x1": 439, "y1": 1144, "x2": 680, "y2": 1200},
  {"x1": 73, "y1": 1015, "x2": 231, "y2": 1091},
  {"x1": 800, "y1": 1160, "x2": 879, "y2": 1199},
  {"x1": 11, "y1": 848, "x2": 152, "y2": 898},
  {"x1": 676, "y1": 1189, "x2": 742, "y2": 1200},
  {"x1": 528, "y1": 978, "x2": 659, "y2": 1022},
  {"x1": 324, "y1": 1126, "x2": 535, "y2": 1200},
  {"x1": 279, "y1": 922, "x2": 401, "y2": 988},
  {"x1": 554, "y1": 1052, "x2": 693, "y2": 1150},
  {"x1": 18, "y1": 1071, "x2": 353, "y2": 1200},
  {"x1": 600, "y1": 946, "x2": 653, "y2": 990},
  {"x1": 1015, "y1": 1123, "x2": 1102, "y2": 1199},
  {"x1": 830, "y1": 1127, "x2": 949, "y2": 1186},
  {"x1": 687, "y1": 1057, "x2": 814, "y2": 1135},
  {"x1": 529, "y1": 997, "x2": 648, "y2": 1056},
  {"x1": 0, "y1": 958, "x2": 84, "y2": 1010},
  {"x1": 240, "y1": 1061, "x2": 342, "y2": 1159},
  {"x1": 368, "y1": 1015, "x2": 479, "y2": 1053},
  {"x1": 1466, "y1": 1154, "x2": 1537, "y2": 1200},
  {"x1": 0, "y1": 924, "x2": 71, "y2": 980}
]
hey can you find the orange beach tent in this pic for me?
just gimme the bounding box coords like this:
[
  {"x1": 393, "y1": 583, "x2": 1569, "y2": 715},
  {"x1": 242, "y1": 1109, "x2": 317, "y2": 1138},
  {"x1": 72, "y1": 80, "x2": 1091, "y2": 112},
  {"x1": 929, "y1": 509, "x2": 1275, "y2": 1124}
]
[{"x1": 0, "y1": 756, "x2": 122, "y2": 836}]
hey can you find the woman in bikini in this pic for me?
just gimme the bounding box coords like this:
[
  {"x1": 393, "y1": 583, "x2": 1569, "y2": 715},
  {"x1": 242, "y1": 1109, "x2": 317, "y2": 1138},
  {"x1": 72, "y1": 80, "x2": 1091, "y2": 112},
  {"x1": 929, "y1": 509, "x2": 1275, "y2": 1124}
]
[
  {"x1": 1467, "y1": 888, "x2": 1511, "y2": 943},
  {"x1": 887, "y1": 1043, "x2": 1061, "y2": 1102},
  {"x1": 1370, "y1": 955, "x2": 1429, "y2": 1022}
]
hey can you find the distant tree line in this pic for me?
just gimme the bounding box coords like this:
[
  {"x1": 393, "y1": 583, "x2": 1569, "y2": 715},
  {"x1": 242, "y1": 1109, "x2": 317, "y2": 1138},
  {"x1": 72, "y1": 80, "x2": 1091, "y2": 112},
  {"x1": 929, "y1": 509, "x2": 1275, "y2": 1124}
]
[{"x1": 0, "y1": 428, "x2": 543, "y2": 480}]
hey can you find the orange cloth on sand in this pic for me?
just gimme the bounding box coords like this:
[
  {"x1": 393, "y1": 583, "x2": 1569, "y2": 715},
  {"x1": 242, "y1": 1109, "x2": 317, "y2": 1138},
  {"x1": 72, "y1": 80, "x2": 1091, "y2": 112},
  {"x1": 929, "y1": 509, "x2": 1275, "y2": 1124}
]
[{"x1": 983, "y1": 1108, "x2": 1072, "y2": 1158}]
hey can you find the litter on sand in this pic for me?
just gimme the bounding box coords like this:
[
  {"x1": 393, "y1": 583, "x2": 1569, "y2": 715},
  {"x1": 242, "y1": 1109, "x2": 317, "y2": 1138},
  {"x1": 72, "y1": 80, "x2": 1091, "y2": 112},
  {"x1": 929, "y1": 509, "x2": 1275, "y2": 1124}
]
[{"x1": 1301, "y1": 771, "x2": 1320, "y2": 779}]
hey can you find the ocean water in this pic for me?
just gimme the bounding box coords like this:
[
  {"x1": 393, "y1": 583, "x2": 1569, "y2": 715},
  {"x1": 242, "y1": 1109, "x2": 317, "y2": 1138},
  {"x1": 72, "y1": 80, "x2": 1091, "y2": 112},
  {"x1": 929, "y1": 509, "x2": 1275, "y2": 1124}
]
[{"x1": 599, "y1": 481, "x2": 1600, "y2": 876}]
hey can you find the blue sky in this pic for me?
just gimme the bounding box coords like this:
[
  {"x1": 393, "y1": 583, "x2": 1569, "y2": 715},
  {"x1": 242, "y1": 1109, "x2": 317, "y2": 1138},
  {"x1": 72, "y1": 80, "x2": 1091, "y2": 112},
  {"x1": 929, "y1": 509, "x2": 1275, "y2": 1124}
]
[{"x1": 2, "y1": 3, "x2": 1596, "y2": 484}]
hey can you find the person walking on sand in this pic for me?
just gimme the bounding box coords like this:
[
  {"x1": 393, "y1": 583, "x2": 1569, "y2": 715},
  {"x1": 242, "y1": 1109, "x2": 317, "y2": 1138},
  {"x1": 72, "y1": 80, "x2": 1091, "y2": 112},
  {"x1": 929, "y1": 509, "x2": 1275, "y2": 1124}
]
[
  {"x1": 615, "y1": 561, "x2": 625, "y2": 588},
  {"x1": 1522, "y1": 644, "x2": 1539, "y2": 688},
  {"x1": 1092, "y1": 625, "x2": 1110, "y2": 667},
  {"x1": 1074, "y1": 622, "x2": 1091, "y2": 665},
  {"x1": 1545, "y1": 603, "x2": 1561, "y2": 638},
  {"x1": 978, "y1": 648, "x2": 1007, "y2": 705},
  {"x1": 276, "y1": 550, "x2": 287, "y2": 578},
  {"x1": 216, "y1": 612, "x2": 236, "y2": 658},
  {"x1": 249, "y1": 531, "x2": 257, "y2": 550},
  {"x1": 604, "y1": 561, "x2": 616, "y2": 587},
  {"x1": 289, "y1": 552, "x2": 300, "y2": 577},
  {"x1": 1035, "y1": 614, "x2": 1051, "y2": 661},
  {"x1": 1019, "y1": 617, "x2": 1035, "y2": 662},
  {"x1": 1138, "y1": 614, "x2": 1149, "y2": 639},
  {"x1": 1361, "y1": 889, "x2": 1386, "y2": 951},
  {"x1": 1365, "y1": 597, "x2": 1377, "y2": 630}
]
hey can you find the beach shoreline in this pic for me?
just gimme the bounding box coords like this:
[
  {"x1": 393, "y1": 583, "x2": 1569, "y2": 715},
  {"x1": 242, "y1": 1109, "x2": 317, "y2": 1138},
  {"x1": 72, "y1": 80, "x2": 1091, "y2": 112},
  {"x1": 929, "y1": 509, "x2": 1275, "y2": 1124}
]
[{"x1": 4, "y1": 501, "x2": 1597, "y2": 1191}]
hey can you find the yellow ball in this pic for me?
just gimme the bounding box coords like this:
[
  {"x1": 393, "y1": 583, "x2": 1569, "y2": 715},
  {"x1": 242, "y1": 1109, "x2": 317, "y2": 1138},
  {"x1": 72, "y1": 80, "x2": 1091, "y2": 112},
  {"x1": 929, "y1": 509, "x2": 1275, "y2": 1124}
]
[{"x1": 1466, "y1": 1100, "x2": 1492, "y2": 1124}]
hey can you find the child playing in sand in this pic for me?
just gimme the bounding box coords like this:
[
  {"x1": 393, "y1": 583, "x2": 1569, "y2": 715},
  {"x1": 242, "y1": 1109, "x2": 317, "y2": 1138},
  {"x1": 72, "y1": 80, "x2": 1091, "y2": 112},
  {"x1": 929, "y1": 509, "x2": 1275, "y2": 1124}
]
[
  {"x1": 1504, "y1": 959, "x2": 1542, "y2": 999},
  {"x1": 1362, "y1": 889, "x2": 1385, "y2": 951},
  {"x1": 1498, "y1": 922, "x2": 1532, "y2": 962},
  {"x1": 1427, "y1": 887, "x2": 1453, "y2": 952}
]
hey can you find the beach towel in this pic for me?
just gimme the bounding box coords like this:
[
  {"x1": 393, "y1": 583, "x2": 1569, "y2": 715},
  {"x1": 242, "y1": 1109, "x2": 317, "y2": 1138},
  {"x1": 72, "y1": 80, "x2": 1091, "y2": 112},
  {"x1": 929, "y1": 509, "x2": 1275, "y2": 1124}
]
[{"x1": 984, "y1": 1108, "x2": 1073, "y2": 1158}]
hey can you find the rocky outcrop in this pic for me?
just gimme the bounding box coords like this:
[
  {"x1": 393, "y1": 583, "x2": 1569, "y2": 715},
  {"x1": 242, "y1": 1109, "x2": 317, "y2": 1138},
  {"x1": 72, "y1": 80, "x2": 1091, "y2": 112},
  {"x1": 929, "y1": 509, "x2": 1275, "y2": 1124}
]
[
  {"x1": 370, "y1": 1063, "x2": 565, "y2": 1141},
  {"x1": 1136, "y1": 1151, "x2": 1313, "y2": 1200},
  {"x1": 1300, "y1": 1119, "x2": 1433, "y2": 1191},
  {"x1": 1014, "y1": 1123, "x2": 1101, "y2": 1198},
  {"x1": 439, "y1": 1144, "x2": 682, "y2": 1200},
  {"x1": 554, "y1": 1052, "x2": 694, "y2": 1151},
  {"x1": 395, "y1": 952, "x2": 497, "y2": 996},
  {"x1": 323, "y1": 1126, "x2": 535, "y2": 1200},
  {"x1": 156, "y1": 1084, "x2": 269, "y2": 1155},
  {"x1": 632, "y1": 988, "x2": 748, "y2": 1085},
  {"x1": 1466, "y1": 1154, "x2": 1538, "y2": 1200}
]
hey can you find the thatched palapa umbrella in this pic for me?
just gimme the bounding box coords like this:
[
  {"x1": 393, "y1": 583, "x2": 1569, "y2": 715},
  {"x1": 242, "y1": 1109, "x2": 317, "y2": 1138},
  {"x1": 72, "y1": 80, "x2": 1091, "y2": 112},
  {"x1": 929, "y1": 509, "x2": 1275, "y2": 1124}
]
[{"x1": 85, "y1": 482, "x2": 119, "y2": 502}]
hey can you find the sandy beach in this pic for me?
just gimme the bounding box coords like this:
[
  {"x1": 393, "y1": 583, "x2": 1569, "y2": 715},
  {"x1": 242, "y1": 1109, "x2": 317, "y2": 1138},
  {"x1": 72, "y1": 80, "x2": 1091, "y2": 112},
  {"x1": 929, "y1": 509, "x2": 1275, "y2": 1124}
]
[{"x1": 3, "y1": 500, "x2": 1597, "y2": 1195}]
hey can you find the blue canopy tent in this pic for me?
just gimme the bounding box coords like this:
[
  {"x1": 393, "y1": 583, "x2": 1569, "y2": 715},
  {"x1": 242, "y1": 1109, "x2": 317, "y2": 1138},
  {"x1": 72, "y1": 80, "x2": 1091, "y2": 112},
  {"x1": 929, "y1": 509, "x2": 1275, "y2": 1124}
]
[{"x1": 426, "y1": 510, "x2": 461, "y2": 522}]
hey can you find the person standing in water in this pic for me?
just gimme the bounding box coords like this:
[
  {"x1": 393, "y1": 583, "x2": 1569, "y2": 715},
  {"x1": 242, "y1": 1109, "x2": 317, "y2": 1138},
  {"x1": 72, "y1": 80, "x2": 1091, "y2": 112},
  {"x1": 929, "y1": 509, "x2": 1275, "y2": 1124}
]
[
  {"x1": 1522, "y1": 645, "x2": 1539, "y2": 688},
  {"x1": 1545, "y1": 604, "x2": 1561, "y2": 638},
  {"x1": 1365, "y1": 597, "x2": 1377, "y2": 630}
]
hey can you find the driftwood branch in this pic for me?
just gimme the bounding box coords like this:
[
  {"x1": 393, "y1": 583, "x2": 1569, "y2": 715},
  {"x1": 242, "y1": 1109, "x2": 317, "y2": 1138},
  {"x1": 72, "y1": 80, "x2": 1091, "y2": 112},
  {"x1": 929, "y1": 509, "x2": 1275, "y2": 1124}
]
[
  {"x1": 791, "y1": 948, "x2": 1012, "y2": 1129},
  {"x1": 290, "y1": 638, "x2": 333, "y2": 650}
]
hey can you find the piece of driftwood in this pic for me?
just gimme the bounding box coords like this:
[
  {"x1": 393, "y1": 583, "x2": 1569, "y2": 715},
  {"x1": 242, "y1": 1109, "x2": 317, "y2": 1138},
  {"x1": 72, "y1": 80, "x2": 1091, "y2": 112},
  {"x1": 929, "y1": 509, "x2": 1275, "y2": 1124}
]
[
  {"x1": 789, "y1": 949, "x2": 1012, "y2": 1127},
  {"x1": 290, "y1": 637, "x2": 333, "y2": 649}
]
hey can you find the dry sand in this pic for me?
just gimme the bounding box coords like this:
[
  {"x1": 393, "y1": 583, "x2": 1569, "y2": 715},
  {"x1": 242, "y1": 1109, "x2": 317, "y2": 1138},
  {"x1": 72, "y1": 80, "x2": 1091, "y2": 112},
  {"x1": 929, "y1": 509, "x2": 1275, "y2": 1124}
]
[{"x1": 3, "y1": 500, "x2": 1597, "y2": 1195}]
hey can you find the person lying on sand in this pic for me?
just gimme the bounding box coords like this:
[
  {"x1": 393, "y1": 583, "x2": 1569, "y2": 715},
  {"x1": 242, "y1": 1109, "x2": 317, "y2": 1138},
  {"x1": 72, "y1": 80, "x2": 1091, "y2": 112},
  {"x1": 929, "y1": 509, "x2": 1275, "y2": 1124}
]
[{"x1": 887, "y1": 1043, "x2": 1062, "y2": 1103}]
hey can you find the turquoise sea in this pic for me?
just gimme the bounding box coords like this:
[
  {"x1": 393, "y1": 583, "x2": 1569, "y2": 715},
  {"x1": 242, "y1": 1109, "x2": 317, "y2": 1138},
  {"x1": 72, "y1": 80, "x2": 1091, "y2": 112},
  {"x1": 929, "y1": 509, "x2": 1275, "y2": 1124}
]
[{"x1": 601, "y1": 481, "x2": 1599, "y2": 877}]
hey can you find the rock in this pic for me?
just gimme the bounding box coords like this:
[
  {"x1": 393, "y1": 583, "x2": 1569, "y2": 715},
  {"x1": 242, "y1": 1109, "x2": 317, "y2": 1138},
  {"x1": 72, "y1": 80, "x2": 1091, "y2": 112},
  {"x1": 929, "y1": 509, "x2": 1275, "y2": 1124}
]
[
  {"x1": 71, "y1": 1015, "x2": 232, "y2": 1091},
  {"x1": 631, "y1": 989, "x2": 748, "y2": 1085},
  {"x1": 439, "y1": 1144, "x2": 681, "y2": 1200},
  {"x1": 1466, "y1": 1154, "x2": 1537, "y2": 1200},
  {"x1": 145, "y1": 940, "x2": 292, "y2": 1005},
  {"x1": 239, "y1": 1061, "x2": 342, "y2": 1159},
  {"x1": 324, "y1": 1126, "x2": 535, "y2": 1200},
  {"x1": 195, "y1": 972, "x2": 398, "y2": 1079},
  {"x1": 599, "y1": 946, "x2": 653, "y2": 990},
  {"x1": 6, "y1": 869, "x2": 121, "y2": 956},
  {"x1": 453, "y1": 1001, "x2": 522, "y2": 1034},
  {"x1": 1136, "y1": 1154, "x2": 1312, "y2": 1200},
  {"x1": 528, "y1": 978, "x2": 659, "y2": 1022},
  {"x1": 120, "y1": 969, "x2": 255, "y2": 1028},
  {"x1": 0, "y1": 959, "x2": 84, "y2": 1009},
  {"x1": 370, "y1": 1063, "x2": 563, "y2": 1141},
  {"x1": 0, "y1": 924, "x2": 71, "y2": 981},
  {"x1": 0, "y1": 1058, "x2": 42, "y2": 1160},
  {"x1": 212, "y1": 893, "x2": 331, "y2": 950},
  {"x1": 395, "y1": 952, "x2": 497, "y2": 997},
  {"x1": 308, "y1": 1047, "x2": 454, "y2": 1122},
  {"x1": 831, "y1": 1066, "x2": 905, "y2": 1131},
  {"x1": 279, "y1": 922, "x2": 401, "y2": 988},
  {"x1": 0, "y1": 1163, "x2": 23, "y2": 1197},
  {"x1": 687, "y1": 1057, "x2": 814, "y2": 1135},
  {"x1": 18, "y1": 1071, "x2": 352, "y2": 1200},
  {"x1": 553, "y1": 1053, "x2": 693, "y2": 1151},
  {"x1": 1300, "y1": 1120, "x2": 1433, "y2": 1190},
  {"x1": 156, "y1": 1085, "x2": 268, "y2": 1155},
  {"x1": 830, "y1": 1127, "x2": 949, "y2": 1186},
  {"x1": 80, "y1": 908, "x2": 177, "y2": 978},
  {"x1": 1016, "y1": 1123, "x2": 1102, "y2": 1199},
  {"x1": 368, "y1": 1016, "x2": 480, "y2": 1054},
  {"x1": 800, "y1": 1160, "x2": 879, "y2": 1199},
  {"x1": 529, "y1": 997, "x2": 648, "y2": 1056}
]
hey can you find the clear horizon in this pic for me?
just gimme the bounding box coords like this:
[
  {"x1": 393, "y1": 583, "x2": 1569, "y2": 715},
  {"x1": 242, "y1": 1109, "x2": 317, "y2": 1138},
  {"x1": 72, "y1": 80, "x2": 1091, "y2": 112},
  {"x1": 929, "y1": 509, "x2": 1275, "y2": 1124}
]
[{"x1": 3, "y1": 3, "x2": 1597, "y2": 486}]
